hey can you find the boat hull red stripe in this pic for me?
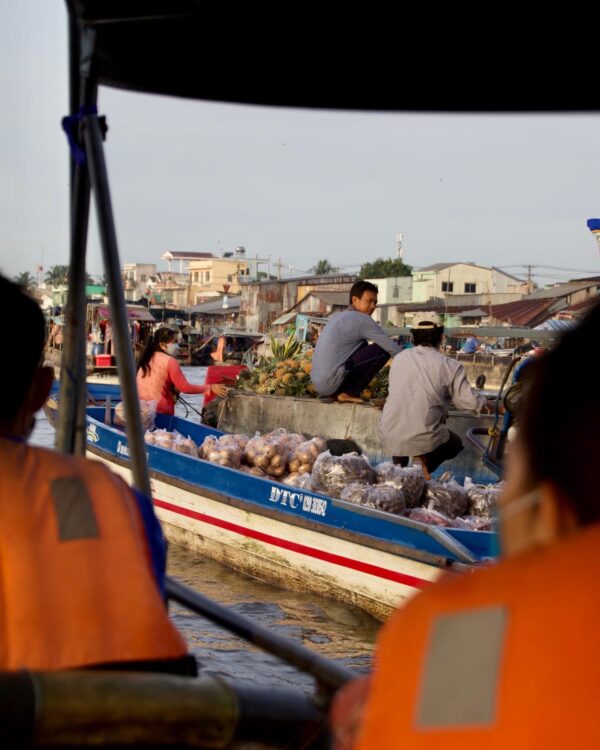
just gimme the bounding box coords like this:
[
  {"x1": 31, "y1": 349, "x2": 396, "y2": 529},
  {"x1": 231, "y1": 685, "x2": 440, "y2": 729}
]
[{"x1": 154, "y1": 498, "x2": 431, "y2": 590}]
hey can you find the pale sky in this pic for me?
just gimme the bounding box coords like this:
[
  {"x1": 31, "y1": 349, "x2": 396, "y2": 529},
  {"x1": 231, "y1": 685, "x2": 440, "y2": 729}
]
[{"x1": 1, "y1": 1, "x2": 599, "y2": 287}]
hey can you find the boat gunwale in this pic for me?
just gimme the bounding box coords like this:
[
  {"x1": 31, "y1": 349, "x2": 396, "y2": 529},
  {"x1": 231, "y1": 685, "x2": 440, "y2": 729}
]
[{"x1": 87, "y1": 441, "x2": 459, "y2": 570}]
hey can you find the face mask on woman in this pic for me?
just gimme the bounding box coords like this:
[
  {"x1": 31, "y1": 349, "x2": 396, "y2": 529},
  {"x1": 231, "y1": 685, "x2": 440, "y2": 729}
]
[{"x1": 166, "y1": 342, "x2": 180, "y2": 356}]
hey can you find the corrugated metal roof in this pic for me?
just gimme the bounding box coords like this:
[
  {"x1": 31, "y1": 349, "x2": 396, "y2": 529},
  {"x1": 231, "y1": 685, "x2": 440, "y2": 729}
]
[
  {"x1": 310, "y1": 291, "x2": 349, "y2": 305},
  {"x1": 534, "y1": 319, "x2": 576, "y2": 331},
  {"x1": 487, "y1": 298, "x2": 556, "y2": 327},
  {"x1": 524, "y1": 281, "x2": 598, "y2": 299},
  {"x1": 270, "y1": 311, "x2": 298, "y2": 326}
]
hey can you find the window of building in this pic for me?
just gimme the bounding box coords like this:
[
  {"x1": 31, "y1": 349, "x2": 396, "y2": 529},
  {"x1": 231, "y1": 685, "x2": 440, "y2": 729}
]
[
  {"x1": 464, "y1": 283, "x2": 476, "y2": 293},
  {"x1": 193, "y1": 271, "x2": 199, "y2": 282},
  {"x1": 227, "y1": 274, "x2": 233, "y2": 282},
  {"x1": 205, "y1": 271, "x2": 211, "y2": 283},
  {"x1": 441, "y1": 281, "x2": 454, "y2": 292},
  {"x1": 393, "y1": 285, "x2": 399, "y2": 298},
  {"x1": 140, "y1": 274, "x2": 146, "y2": 282}
]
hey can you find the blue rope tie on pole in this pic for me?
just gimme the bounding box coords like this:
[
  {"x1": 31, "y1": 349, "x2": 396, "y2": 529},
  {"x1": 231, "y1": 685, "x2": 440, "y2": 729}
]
[{"x1": 61, "y1": 105, "x2": 98, "y2": 165}]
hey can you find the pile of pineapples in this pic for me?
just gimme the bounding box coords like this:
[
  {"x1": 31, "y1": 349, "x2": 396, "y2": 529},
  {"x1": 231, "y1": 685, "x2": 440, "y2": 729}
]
[
  {"x1": 235, "y1": 351, "x2": 317, "y2": 397},
  {"x1": 234, "y1": 332, "x2": 391, "y2": 402}
]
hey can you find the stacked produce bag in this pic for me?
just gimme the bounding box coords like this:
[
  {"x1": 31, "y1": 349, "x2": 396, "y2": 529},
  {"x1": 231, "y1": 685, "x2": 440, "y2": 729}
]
[{"x1": 142, "y1": 422, "x2": 500, "y2": 531}]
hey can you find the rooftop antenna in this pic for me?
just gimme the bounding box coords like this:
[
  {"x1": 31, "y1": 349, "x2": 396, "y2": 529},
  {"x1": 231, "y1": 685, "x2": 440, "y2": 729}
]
[
  {"x1": 396, "y1": 231, "x2": 404, "y2": 259},
  {"x1": 586, "y1": 218, "x2": 600, "y2": 256}
]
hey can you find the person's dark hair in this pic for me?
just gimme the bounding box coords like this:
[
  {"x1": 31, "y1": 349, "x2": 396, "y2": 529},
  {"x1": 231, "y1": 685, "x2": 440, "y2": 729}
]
[
  {"x1": 519, "y1": 299, "x2": 600, "y2": 525},
  {"x1": 137, "y1": 327, "x2": 176, "y2": 376},
  {"x1": 0, "y1": 275, "x2": 46, "y2": 422},
  {"x1": 412, "y1": 326, "x2": 444, "y2": 348},
  {"x1": 349, "y1": 280, "x2": 378, "y2": 305}
]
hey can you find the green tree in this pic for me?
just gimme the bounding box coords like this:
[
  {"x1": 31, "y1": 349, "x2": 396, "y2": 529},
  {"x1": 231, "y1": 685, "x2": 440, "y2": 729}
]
[
  {"x1": 14, "y1": 271, "x2": 36, "y2": 290},
  {"x1": 44, "y1": 265, "x2": 97, "y2": 287},
  {"x1": 310, "y1": 259, "x2": 339, "y2": 275},
  {"x1": 44, "y1": 265, "x2": 70, "y2": 287},
  {"x1": 358, "y1": 257, "x2": 413, "y2": 279}
]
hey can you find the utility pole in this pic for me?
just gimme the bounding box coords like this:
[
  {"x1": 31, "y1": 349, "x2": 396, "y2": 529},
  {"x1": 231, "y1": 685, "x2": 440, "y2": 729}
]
[
  {"x1": 527, "y1": 265, "x2": 533, "y2": 293},
  {"x1": 274, "y1": 258, "x2": 284, "y2": 279}
]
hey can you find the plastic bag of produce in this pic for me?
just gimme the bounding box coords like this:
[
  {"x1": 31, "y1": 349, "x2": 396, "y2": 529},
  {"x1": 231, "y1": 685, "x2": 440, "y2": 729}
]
[
  {"x1": 459, "y1": 515, "x2": 493, "y2": 531},
  {"x1": 113, "y1": 399, "x2": 156, "y2": 431},
  {"x1": 407, "y1": 507, "x2": 454, "y2": 527},
  {"x1": 199, "y1": 434, "x2": 243, "y2": 467},
  {"x1": 423, "y1": 473, "x2": 469, "y2": 518},
  {"x1": 243, "y1": 434, "x2": 289, "y2": 477},
  {"x1": 282, "y1": 472, "x2": 314, "y2": 490},
  {"x1": 198, "y1": 434, "x2": 219, "y2": 459},
  {"x1": 374, "y1": 462, "x2": 426, "y2": 508},
  {"x1": 288, "y1": 437, "x2": 328, "y2": 474},
  {"x1": 217, "y1": 433, "x2": 250, "y2": 452},
  {"x1": 172, "y1": 432, "x2": 199, "y2": 457},
  {"x1": 152, "y1": 429, "x2": 178, "y2": 451},
  {"x1": 463, "y1": 476, "x2": 503, "y2": 517},
  {"x1": 265, "y1": 428, "x2": 306, "y2": 452},
  {"x1": 341, "y1": 483, "x2": 406, "y2": 515},
  {"x1": 311, "y1": 451, "x2": 375, "y2": 499},
  {"x1": 144, "y1": 429, "x2": 157, "y2": 445}
]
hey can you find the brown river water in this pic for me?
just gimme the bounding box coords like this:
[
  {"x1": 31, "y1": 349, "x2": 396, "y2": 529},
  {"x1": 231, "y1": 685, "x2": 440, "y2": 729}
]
[{"x1": 32, "y1": 367, "x2": 380, "y2": 692}]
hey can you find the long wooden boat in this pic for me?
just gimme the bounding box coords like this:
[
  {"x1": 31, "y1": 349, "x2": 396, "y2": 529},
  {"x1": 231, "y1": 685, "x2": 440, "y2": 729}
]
[{"x1": 84, "y1": 407, "x2": 496, "y2": 622}]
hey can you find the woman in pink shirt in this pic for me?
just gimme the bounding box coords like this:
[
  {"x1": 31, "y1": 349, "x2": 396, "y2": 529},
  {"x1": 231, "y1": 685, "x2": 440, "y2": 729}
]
[{"x1": 137, "y1": 328, "x2": 227, "y2": 415}]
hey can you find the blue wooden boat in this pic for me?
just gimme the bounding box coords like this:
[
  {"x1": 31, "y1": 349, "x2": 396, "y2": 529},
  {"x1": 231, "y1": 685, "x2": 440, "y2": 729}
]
[
  {"x1": 50, "y1": 381, "x2": 121, "y2": 405},
  {"x1": 84, "y1": 407, "x2": 496, "y2": 621}
]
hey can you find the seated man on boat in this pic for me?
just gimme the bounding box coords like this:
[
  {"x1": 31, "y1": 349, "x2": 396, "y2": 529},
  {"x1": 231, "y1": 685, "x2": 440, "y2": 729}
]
[
  {"x1": 379, "y1": 311, "x2": 492, "y2": 480},
  {"x1": 331, "y1": 298, "x2": 600, "y2": 749},
  {"x1": 137, "y1": 326, "x2": 227, "y2": 415},
  {"x1": 310, "y1": 280, "x2": 403, "y2": 404},
  {"x1": 0, "y1": 275, "x2": 193, "y2": 674}
]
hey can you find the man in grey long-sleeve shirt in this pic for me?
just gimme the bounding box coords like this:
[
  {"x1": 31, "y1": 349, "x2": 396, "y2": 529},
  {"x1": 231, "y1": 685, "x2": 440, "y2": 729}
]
[
  {"x1": 310, "y1": 280, "x2": 403, "y2": 402},
  {"x1": 379, "y1": 311, "x2": 492, "y2": 478}
]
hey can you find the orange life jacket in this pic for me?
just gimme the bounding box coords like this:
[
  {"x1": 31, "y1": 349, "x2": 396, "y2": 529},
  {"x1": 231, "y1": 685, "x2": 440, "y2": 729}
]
[
  {"x1": 355, "y1": 522, "x2": 600, "y2": 748},
  {"x1": 0, "y1": 438, "x2": 187, "y2": 671}
]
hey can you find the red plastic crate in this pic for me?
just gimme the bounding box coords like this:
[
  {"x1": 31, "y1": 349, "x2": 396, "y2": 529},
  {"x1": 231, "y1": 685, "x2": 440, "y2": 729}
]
[{"x1": 95, "y1": 354, "x2": 112, "y2": 367}]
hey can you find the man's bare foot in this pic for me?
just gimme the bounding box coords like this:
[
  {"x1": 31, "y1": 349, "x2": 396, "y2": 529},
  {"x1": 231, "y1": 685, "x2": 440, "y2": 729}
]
[
  {"x1": 336, "y1": 392, "x2": 363, "y2": 404},
  {"x1": 413, "y1": 456, "x2": 431, "y2": 480}
]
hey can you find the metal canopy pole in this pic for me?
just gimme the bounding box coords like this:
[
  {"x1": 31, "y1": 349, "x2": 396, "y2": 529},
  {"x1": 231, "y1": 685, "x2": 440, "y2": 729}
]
[
  {"x1": 55, "y1": 18, "x2": 93, "y2": 455},
  {"x1": 81, "y1": 108, "x2": 152, "y2": 498}
]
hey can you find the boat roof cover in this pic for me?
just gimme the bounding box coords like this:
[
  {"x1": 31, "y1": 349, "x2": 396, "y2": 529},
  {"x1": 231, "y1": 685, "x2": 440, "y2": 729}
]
[{"x1": 66, "y1": 1, "x2": 593, "y2": 111}]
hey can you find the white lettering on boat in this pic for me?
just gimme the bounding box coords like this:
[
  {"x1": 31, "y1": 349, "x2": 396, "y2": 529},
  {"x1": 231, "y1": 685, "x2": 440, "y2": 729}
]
[
  {"x1": 116, "y1": 441, "x2": 129, "y2": 457},
  {"x1": 269, "y1": 487, "x2": 327, "y2": 517},
  {"x1": 85, "y1": 424, "x2": 99, "y2": 443}
]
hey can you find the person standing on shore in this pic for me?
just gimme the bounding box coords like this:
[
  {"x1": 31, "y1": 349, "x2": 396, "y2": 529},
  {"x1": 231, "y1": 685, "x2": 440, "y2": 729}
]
[{"x1": 310, "y1": 281, "x2": 402, "y2": 403}]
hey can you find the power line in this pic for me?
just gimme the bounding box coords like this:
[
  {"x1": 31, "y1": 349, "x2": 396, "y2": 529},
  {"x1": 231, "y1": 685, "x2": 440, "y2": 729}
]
[{"x1": 498, "y1": 264, "x2": 599, "y2": 274}]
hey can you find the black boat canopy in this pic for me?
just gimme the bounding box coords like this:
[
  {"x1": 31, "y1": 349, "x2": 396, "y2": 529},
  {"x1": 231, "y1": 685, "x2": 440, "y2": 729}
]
[{"x1": 66, "y1": 1, "x2": 593, "y2": 112}]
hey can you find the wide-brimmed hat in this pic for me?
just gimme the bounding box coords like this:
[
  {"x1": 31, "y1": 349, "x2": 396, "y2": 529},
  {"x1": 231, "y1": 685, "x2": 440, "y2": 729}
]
[{"x1": 411, "y1": 311, "x2": 443, "y2": 329}]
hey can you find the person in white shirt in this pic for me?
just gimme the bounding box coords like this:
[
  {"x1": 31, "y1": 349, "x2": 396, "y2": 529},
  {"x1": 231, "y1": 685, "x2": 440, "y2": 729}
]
[{"x1": 379, "y1": 312, "x2": 492, "y2": 479}]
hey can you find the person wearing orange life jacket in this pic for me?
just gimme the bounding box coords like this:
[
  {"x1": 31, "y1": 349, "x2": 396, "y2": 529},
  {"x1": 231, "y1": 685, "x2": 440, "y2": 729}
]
[
  {"x1": 0, "y1": 275, "x2": 192, "y2": 674},
  {"x1": 330, "y1": 298, "x2": 600, "y2": 749}
]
